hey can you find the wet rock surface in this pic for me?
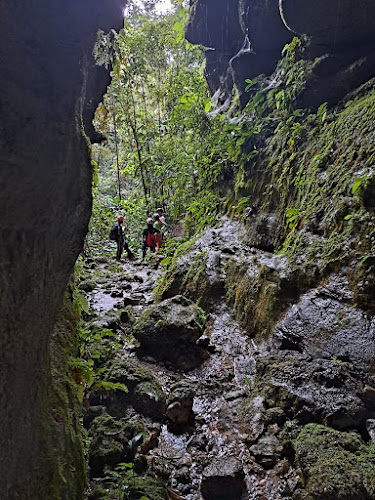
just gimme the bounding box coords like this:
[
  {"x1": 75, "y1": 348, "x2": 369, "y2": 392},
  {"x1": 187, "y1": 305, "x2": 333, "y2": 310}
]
[
  {"x1": 133, "y1": 295, "x2": 208, "y2": 370},
  {"x1": 82, "y1": 219, "x2": 375, "y2": 499},
  {"x1": 274, "y1": 275, "x2": 375, "y2": 364},
  {"x1": 186, "y1": 0, "x2": 375, "y2": 110},
  {"x1": 166, "y1": 381, "x2": 195, "y2": 427},
  {"x1": 280, "y1": 0, "x2": 375, "y2": 56}
]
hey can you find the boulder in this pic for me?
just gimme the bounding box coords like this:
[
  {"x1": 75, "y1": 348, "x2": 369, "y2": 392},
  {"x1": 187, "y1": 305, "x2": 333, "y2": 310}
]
[
  {"x1": 158, "y1": 250, "x2": 224, "y2": 310},
  {"x1": 88, "y1": 413, "x2": 144, "y2": 476},
  {"x1": 123, "y1": 293, "x2": 144, "y2": 306},
  {"x1": 294, "y1": 424, "x2": 375, "y2": 499},
  {"x1": 249, "y1": 433, "x2": 284, "y2": 468},
  {"x1": 200, "y1": 457, "x2": 247, "y2": 500},
  {"x1": 133, "y1": 295, "x2": 208, "y2": 370},
  {"x1": 99, "y1": 356, "x2": 166, "y2": 420},
  {"x1": 166, "y1": 381, "x2": 195, "y2": 426}
]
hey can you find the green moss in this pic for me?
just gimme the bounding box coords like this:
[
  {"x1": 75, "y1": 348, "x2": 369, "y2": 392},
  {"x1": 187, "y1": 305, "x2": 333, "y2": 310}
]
[
  {"x1": 180, "y1": 252, "x2": 212, "y2": 307},
  {"x1": 294, "y1": 424, "x2": 375, "y2": 498},
  {"x1": 260, "y1": 85, "x2": 375, "y2": 274},
  {"x1": 154, "y1": 238, "x2": 197, "y2": 301},
  {"x1": 79, "y1": 277, "x2": 97, "y2": 292},
  {"x1": 248, "y1": 356, "x2": 294, "y2": 409},
  {"x1": 37, "y1": 289, "x2": 87, "y2": 500},
  {"x1": 105, "y1": 357, "x2": 163, "y2": 398},
  {"x1": 224, "y1": 258, "x2": 292, "y2": 339},
  {"x1": 133, "y1": 296, "x2": 206, "y2": 336},
  {"x1": 89, "y1": 413, "x2": 144, "y2": 475},
  {"x1": 222, "y1": 62, "x2": 375, "y2": 294},
  {"x1": 101, "y1": 356, "x2": 166, "y2": 418},
  {"x1": 91, "y1": 472, "x2": 168, "y2": 500}
]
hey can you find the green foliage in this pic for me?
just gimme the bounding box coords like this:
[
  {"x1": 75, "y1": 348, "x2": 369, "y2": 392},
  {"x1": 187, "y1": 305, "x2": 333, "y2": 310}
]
[
  {"x1": 71, "y1": 256, "x2": 90, "y2": 316},
  {"x1": 265, "y1": 88, "x2": 375, "y2": 271},
  {"x1": 281, "y1": 37, "x2": 303, "y2": 66},
  {"x1": 352, "y1": 175, "x2": 370, "y2": 198},
  {"x1": 184, "y1": 190, "x2": 219, "y2": 235},
  {"x1": 86, "y1": 188, "x2": 148, "y2": 257},
  {"x1": 67, "y1": 353, "x2": 128, "y2": 403},
  {"x1": 92, "y1": 3, "x2": 211, "y2": 242},
  {"x1": 89, "y1": 17, "x2": 311, "y2": 252},
  {"x1": 316, "y1": 102, "x2": 327, "y2": 123},
  {"x1": 92, "y1": 462, "x2": 167, "y2": 499},
  {"x1": 90, "y1": 7, "x2": 375, "y2": 289},
  {"x1": 197, "y1": 37, "x2": 375, "y2": 277},
  {"x1": 67, "y1": 286, "x2": 128, "y2": 402}
]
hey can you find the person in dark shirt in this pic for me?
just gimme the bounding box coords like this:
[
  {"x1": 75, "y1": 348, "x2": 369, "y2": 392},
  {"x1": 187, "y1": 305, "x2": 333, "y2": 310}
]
[{"x1": 109, "y1": 215, "x2": 134, "y2": 261}]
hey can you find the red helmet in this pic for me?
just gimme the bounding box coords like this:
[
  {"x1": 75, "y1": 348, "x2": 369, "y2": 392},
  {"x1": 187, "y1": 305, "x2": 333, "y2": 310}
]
[{"x1": 117, "y1": 215, "x2": 124, "y2": 222}]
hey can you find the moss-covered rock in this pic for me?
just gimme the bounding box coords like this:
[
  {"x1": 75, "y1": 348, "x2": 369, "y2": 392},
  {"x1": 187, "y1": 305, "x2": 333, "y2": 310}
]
[
  {"x1": 40, "y1": 290, "x2": 87, "y2": 499},
  {"x1": 294, "y1": 424, "x2": 375, "y2": 499},
  {"x1": 166, "y1": 380, "x2": 195, "y2": 427},
  {"x1": 92, "y1": 356, "x2": 166, "y2": 420},
  {"x1": 177, "y1": 252, "x2": 215, "y2": 308},
  {"x1": 88, "y1": 413, "x2": 144, "y2": 476},
  {"x1": 154, "y1": 239, "x2": 197, "y2": 301},
  {"x1": 249, "y1": 433, "x2": 284, "y2": 468},
  {"x1": 80, "y1": 277, "x2": 97, "y2": 292},
  {"x1": 250, "y1": 351, "x2": 367, "y2": 430},
  {"x1": 133, "y1": 295, "x2": 208, "y2": 370},
  {"x1": 238, "y1": 79, "x2": 375, "y2": 285},
  {"x1": 224, "y1": 254, "x2": 312, "y2": 340},
  {"x1": 155, "y1": 241, "x2": 222, "y2": 310},
  {"x1": 90, "y1": 471, "x2": 168, "y2": 500}
]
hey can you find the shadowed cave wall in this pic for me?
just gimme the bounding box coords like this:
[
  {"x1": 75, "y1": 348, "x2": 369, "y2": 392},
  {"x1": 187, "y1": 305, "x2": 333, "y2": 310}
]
[
  {"x1": 186, "y1": 0, "x2": 375, "y2": 109},
  {"x1": 0, "y1": 1, "x2": 123, "y2": 498}
]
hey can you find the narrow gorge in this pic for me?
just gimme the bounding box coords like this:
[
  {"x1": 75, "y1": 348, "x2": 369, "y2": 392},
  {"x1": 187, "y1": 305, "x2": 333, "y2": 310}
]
[{"x1": 1, "y1": 1, "x2": 375, "y2": 499}]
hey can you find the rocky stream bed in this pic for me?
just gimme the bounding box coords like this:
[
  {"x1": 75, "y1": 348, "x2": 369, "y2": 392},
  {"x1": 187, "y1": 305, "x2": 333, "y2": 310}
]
[{"x1": 80, "y1": 219, "x2": 375, "y2": 500}]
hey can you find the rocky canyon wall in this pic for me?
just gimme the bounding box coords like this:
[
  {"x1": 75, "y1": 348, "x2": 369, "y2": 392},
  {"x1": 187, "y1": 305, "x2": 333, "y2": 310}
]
[
  {"x1": 0, "y1": 1, "x2": 122, "y2": 498},
  {"x1": 176, "y1": 1, "x2": 375, "y2": 497},
  {"x1": 186, "y1": 0, "x2": 375, "y2": 109}
]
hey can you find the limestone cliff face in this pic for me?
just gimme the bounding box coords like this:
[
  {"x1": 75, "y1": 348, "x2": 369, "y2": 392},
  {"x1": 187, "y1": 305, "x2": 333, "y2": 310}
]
[
  {"x1": 183, "y1": 3, "x2": 375, "y2": 496},
  {"x1": 0, "y1": 1, "x2": 122, "y2": 498},
  {"x1": 187, "y1": 0, "x2": 375, "y2": 109}
]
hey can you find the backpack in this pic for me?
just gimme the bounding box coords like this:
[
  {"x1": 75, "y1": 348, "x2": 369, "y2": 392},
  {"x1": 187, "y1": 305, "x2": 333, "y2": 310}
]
[{"x1": 109, "y1": 224, "x2": 118, "y2": 241}]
